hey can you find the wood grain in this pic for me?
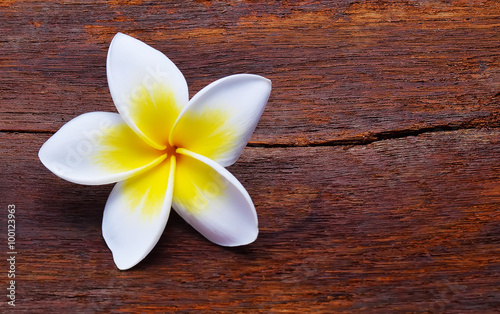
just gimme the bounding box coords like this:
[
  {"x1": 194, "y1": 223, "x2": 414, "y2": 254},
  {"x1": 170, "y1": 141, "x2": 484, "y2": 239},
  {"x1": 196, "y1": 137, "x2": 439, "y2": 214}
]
[
  {"x1": 1, "y1": 0, "x2": 499, "y2": 312},
  {"x1": 1, "y1": 0, "x2": 499, "y2": 143},
  {"x1": 2, "y1": 129, "x2": 499, "y2": 312}
]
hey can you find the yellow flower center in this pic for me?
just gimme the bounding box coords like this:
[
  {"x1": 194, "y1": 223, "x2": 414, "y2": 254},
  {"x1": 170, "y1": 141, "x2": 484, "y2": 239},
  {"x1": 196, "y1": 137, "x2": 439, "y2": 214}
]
[{"x1": 162, "y1": 143, "x2": 178, "y2": 159}]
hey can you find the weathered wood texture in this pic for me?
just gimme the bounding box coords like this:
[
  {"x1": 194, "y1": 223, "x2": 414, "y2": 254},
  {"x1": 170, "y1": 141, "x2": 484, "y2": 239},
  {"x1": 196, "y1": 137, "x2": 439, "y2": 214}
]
[{"x1": 1, "y1": 0, "x2": 499, "y2": 312}]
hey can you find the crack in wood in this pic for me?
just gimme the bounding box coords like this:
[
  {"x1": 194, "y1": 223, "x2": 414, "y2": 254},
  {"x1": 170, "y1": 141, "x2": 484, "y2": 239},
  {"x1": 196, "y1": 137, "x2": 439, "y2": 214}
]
[
  {"x1": 2, "y1": 115, "x2": 499, "y2": 149},
  {"x1": 0, "y1": 129, "x2": 55, "y2": 134},
  {"x1": 249, "y1": 117, "x2": 500, "y2": 148}
]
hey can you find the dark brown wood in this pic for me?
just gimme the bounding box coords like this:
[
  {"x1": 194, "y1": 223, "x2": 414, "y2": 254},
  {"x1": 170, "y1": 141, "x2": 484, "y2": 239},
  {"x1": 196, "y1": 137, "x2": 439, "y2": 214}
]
[
  {"x1": 1, "y1": 1, "x2": 499, "y2": 144},
  {"x1": 1, "y1": 0, "x2": 499, "y2": 312}
]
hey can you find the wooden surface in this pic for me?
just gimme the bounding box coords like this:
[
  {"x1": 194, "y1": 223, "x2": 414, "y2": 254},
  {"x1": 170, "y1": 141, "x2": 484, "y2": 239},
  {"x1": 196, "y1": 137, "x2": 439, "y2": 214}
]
[{"x1": 1, "y1": 0, "x2": 499, "y2": 312}]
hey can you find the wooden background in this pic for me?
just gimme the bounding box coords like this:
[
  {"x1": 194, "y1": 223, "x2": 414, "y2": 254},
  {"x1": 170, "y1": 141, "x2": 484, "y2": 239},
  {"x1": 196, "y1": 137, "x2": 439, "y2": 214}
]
[{"x1": 1, "y1": 0, "x2": 499, "y2": 312}]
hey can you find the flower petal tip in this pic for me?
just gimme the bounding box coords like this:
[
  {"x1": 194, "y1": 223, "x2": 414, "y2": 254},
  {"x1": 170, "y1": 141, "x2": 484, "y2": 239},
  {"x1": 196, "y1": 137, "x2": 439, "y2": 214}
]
[
  {"x1": 221, "y1": 225, "x2": 259, "y2": 247},
  {"x1": 112, "y1": 254, "x2": 136, "y2": 271},
  {"x1": 103, "y1": 228, "x2": 150, "y2": 271}
]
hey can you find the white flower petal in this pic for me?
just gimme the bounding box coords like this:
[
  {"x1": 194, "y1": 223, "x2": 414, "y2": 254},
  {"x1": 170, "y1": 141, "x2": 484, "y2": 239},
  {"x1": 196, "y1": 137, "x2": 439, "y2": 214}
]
[
  {"x1": 172, "y1": 148, "x2": 258, "y2": 246},
  {"x1": 170, "y1": 74, "x2": 271, "y2": 167},
  {"x1": 107, "y1": 33, "x2": 189, "y2": 149},
  {"x1": 102, "y1": 156, "x2": 175, "y2": 270},
  {"x1": 39, "y1": 112, "x2": 165, "y2": 185}
]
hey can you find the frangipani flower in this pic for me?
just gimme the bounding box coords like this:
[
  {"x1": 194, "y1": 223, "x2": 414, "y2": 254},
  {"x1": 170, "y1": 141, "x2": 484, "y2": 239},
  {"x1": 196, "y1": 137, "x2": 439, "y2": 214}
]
[{"x1": 39, "y1": 33, "x2": 271, "y2": 270}]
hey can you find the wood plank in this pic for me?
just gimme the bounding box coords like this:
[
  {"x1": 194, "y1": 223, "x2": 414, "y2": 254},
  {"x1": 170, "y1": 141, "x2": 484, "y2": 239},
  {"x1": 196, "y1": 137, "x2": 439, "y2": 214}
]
[
  {"x1": 0, "y1": 1, "x2": 499, "y2": 144},
  {"x1": 1, "y1": 0, "x2": 499, "y2": 312},
  {"x1": 1, "y1": 129, "x2": 498, "y2": 311}
]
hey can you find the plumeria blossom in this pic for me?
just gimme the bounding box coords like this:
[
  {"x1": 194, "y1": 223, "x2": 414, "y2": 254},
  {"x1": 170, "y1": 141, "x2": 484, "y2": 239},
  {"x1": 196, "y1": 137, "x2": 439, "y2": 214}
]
[{"x1": 39, "y1": 33, "x2": 271, "y2": 270}]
